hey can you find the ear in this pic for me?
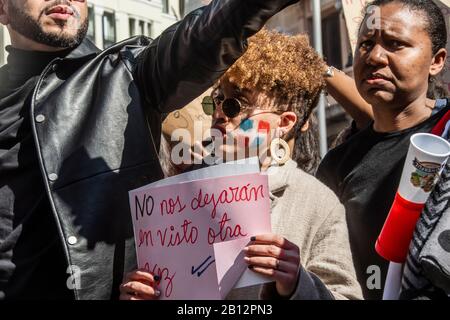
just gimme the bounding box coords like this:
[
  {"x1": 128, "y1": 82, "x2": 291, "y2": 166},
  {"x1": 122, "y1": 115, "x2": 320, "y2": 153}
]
[
  {"x1": 300, "y1": 120, "x2": 309, "y2": 132},
  {"x1": 278, "y1": 111, "x2": 297, "y2": 134},
  {"x1": 0, "y1": 0, "x2": 9, "y2": 25},
  {"x1": 429, "y1": 48, "x2": 447, "y2": 77}
]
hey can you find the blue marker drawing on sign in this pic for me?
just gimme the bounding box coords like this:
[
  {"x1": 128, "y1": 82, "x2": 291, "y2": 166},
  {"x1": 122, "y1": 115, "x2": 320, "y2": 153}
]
[{"x1": 191, "y1": 255, "x2": 216, "y2": 277}]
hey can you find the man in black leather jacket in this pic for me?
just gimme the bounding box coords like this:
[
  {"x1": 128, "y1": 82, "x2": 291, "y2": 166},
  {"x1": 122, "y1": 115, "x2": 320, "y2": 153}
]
[{"x1": 0, "y1": 0, "x2": 299, "y2": 300}]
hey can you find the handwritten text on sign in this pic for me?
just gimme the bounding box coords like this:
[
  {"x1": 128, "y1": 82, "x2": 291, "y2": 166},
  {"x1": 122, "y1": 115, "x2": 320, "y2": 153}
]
[{"x1": 129, "y1": 173, "x2": 271, "y2": 300}]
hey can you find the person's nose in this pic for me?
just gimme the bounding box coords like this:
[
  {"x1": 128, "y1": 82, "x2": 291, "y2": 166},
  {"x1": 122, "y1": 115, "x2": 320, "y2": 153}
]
[{"x1": 365, "y1": 43, "x2": 388, "y2": 67}]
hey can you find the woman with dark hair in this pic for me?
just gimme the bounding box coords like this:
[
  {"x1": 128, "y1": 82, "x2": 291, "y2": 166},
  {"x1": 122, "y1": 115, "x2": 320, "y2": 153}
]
[{"x1": 316, "y1": 0, "x2": 448, "y2": 299}]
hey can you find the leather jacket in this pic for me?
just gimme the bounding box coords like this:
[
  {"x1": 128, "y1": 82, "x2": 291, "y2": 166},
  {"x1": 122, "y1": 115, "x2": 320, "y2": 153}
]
[{"x1": 12, "y1": 0, "x2": 298, "y2": 299}]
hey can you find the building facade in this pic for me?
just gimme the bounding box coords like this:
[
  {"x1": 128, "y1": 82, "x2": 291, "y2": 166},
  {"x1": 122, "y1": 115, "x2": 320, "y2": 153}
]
[{"x1": 1, "y1": 0, "x2": 182, "y2": 65}]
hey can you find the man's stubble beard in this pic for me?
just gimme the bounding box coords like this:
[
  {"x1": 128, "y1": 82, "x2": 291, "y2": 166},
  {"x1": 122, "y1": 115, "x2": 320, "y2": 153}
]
[{"x1": 8, "y1": 0, "x2": 88, "y2": 48}]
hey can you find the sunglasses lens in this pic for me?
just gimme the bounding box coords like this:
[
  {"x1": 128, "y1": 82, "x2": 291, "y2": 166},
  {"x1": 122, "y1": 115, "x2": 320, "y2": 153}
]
[
  {"x1": 222, "y1": 98, "x2": 241, "y2": 118},
  {"x1": 201, "y1": 96, "x2": 215, "y2": 115}
]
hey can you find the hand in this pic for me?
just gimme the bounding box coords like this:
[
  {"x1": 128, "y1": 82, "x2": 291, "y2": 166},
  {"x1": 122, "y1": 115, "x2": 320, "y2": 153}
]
[
  {"x1": 119, "y1": 269, "x2": 161, "y2": 300},
  {"x1": 244, "y1": 234, "x2": 301, "y2": 297}
]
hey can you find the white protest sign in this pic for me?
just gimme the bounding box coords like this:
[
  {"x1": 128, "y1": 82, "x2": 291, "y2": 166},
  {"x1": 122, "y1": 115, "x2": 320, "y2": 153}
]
[
  {"x1": 129, "y1": 172, "x2": 271, "y2": 299},
  {"x1": 342, "y1": 0, "x2": 371, "y2": 54}
]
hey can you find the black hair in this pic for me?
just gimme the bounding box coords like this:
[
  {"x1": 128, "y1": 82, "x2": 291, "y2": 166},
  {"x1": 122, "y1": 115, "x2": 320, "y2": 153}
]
[
  {"x1": 284, "y1": 93, "x2": 322, "y2": 175},
  {"x1": 290, "y1": 112, "x2": 321, "y2": 175},
  {"x1": 362, "y1": 0, "x2": 448, "y2": 98}
]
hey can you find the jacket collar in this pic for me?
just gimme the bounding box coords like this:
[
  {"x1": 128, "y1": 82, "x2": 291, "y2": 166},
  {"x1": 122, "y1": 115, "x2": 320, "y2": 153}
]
[
  {"x1": 64, "y1": 37, "x2": 101, "y2": 61},
  {"x1": 267, "y1": 159, "x2": 297, "y2": 195}
]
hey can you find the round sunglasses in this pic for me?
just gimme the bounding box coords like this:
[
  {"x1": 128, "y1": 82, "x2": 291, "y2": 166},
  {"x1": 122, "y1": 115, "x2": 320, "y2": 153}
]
[{"x1": 201, "y1": 96, "x2": 242, "y2": 118}]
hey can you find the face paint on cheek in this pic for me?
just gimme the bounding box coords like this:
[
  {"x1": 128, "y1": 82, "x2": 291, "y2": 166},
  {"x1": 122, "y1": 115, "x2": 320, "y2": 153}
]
[
  {"x1": 258, "y1": 121, "x2": 271, "y2": 135},
  {"x1": 240, "y1": 118, "x2": 254, "y2": 132},
  {"x1": 235, "y1": 119, "x2": 270, "y2": 150}
]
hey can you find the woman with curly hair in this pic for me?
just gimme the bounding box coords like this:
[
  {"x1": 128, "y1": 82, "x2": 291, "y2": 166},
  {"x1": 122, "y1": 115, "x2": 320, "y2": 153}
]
[
  {"x1": 208, "y1": 29, "x2": 361, "y2": 300},
  {"x1": 120, "y1": 29, "x2": 363, "y2": 300},
  {"x1": 209, "y1": 29, "x2": 324, "y2": 175},
  {"x1": 209, "y1": 30, "x2": 361, "y2": 299}
]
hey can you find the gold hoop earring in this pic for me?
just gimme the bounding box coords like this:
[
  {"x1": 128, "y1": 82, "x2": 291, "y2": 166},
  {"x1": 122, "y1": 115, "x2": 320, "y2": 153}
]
[{"x1": 270, "y1": 138, "x2": 290, "y2": 165}]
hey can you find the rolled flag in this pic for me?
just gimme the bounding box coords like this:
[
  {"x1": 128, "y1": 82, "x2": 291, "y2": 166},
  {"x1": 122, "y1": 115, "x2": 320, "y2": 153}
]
[{"x1": 376, "y1": 133, "x2": 450, "y2": 263}]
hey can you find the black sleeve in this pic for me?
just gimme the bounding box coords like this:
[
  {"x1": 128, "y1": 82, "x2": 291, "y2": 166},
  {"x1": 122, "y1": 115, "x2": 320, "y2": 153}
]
[
  {"x1": 293, "y1": 268, "x2": 335, "y2": 300},
  {"x1": 134, "y1": 0, "x2": 299, "y2": 114},
  {"x1": 316, "y1": 155, "x2": 338, "y2": 195},
  {"x1": 259, "y1": 267, "x2": 335, "y2": 300}
]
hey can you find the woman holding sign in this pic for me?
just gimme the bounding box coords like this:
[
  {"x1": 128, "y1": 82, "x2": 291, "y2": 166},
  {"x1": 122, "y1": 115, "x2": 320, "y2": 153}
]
[
  {"x1": 204, "y1": 30, "x2": 363, "y2": 300},
  {"x1": 316, "y1": 0, "x2": 449, "y2": 299},
  {"x1": 120, "y1": 29, "x2": 363, "y2": 300}
]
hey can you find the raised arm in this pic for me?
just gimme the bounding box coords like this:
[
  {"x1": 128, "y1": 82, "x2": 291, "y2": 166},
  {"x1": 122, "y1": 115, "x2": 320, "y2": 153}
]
[
  {"x1": 135, "y1": 0, "x2": 299, "y2": 114},
  {"x1": 324, "y1": 65, "x2": 373, "y2": 129}
]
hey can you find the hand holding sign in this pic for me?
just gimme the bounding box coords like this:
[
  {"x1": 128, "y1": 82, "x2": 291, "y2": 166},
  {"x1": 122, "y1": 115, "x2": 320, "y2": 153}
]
[
  {"x1": 119, "y1": 270, "x2": 161, "y2": 300},
  {"x1": 244, "y1": 234, "x2": 301, "y2": 297}
]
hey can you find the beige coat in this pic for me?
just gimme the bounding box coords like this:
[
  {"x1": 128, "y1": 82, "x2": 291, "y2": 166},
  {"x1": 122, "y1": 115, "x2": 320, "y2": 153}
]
[{"x1": 227, "y1": 160, "x2": 363, "y2": 300}]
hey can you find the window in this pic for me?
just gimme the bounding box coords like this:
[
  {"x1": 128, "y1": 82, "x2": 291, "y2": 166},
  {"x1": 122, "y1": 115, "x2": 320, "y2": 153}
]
[
  {"x1": 147, "y1": 22, "x2": 153, "y2": 38},
  {"x1": 129, "y1": 18, "x2": 136, "y2": 37},
  {"x1": 87, "y1": 6, "x2": 95, "y2": 43},
  {"x1": 322, "y1": 12, "x2": 342, "y2": 69},
  {"x1": 139, "y1": 20, "x2": 146, "y2": 35},
  {"x1": 102, "y1": 12, "x2": 116, "y2": 49},
  {"x1": 162, "y1": 0, "x2": 169, "y2": 14},
  {"x1": 307, "y1": 12, "x2": 343, "y2": 69},
  {"x1": 179, "y1": 0, "x2": 185, "y2": 18},
  {"x1": 130, "y1": 18, "x2": 151, "y2": 37}
]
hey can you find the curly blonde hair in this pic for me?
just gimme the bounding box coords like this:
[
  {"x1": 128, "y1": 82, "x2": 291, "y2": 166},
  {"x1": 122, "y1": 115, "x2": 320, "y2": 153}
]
[
  {"x1": 223, "y1": 29, "x2": 325, "y2": 107},
  {"x1": 220, "y1": 29, "x2": 326, "y2": 174}
]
